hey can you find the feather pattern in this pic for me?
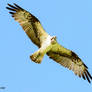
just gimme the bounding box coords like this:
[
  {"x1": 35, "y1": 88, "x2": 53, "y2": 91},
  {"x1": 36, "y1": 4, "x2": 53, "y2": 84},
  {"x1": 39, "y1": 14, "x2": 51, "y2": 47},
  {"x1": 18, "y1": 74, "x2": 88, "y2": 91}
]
[
  {"x1": 6, "y1": 3, "x2": 49, "y2": 47},
  {"x1": 6, "y1": 3, "x2": 92, "y2": 83},
  {"x1": 47, "y1": 46, "x2": 92, "y2": 83}
]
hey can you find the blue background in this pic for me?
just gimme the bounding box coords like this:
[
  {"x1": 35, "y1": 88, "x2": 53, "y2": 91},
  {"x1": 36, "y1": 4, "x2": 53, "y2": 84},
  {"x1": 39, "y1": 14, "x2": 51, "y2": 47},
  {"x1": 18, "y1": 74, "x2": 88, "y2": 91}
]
[{"x1": 0, "y1": 0, "x2": 92, "y2": 92}]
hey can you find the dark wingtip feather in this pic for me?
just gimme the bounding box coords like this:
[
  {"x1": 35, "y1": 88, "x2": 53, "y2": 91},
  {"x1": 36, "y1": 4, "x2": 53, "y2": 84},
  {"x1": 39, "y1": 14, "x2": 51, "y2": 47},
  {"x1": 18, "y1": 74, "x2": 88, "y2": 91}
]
[
  {"x1": 13, "y1": 3, "x2": 23, "y2": 10},
  {"x1": 6, "y1": 7, "x2": 16, "y2": 11},
  {"x1": 6, "y1": 3, "x2": 23, "y2": 12},
  {"x1": 7, "y1": 3, "x2": 18, "y2": 9},
  {"x1": 7, "y1": 3, "x2": 10, "y2": 6},
  {"x1": 9, "y1": 12, "x2": 15, "y2": 15},
  {"x1": 84, "y1": 71, "x2": 91, "y2": 83},
  {"x1": 86, "y1": 70, "x2": 92, "y2": 80},
  {"x1": 82, "y1": 73, "x2": 86, "y2": 80}
]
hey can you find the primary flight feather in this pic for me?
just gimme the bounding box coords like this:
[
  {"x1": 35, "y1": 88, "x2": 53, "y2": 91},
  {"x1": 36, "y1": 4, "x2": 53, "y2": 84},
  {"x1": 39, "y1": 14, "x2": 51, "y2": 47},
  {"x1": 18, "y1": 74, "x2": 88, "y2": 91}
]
[{"x1": 6, "y1": 3, "x2": 92, "y2": 83}]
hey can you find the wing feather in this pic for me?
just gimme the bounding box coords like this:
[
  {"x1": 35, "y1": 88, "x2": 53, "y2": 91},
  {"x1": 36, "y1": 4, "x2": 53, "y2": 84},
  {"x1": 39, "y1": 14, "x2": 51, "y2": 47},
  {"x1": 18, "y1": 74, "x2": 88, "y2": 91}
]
[
  {"x1": 6, "y1": 3, "x2": 49, "y2": 47},
  {"x1": 6, "y1": 3, "x2": 92, "y2": 83},
  {"x1": 47, "y1": 43, "x2": 92, "y2": 83}
]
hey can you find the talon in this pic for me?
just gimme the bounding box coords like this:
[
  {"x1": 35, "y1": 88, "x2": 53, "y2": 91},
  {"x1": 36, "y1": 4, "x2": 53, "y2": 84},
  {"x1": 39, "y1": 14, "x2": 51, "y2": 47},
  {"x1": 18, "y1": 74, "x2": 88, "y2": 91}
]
[
  {"x1": 30, "y1": 55, "x2": 36, "y2": 61},
  {"x1": 30, "y1": 52, "x2": 43, "y2": 64}
]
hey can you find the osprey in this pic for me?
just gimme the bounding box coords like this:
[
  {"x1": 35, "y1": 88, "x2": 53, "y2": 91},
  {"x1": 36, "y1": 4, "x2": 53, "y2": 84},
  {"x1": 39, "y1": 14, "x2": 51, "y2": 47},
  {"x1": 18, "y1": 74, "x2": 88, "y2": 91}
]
[{"x1": 6, "y1": 3, "x2": 92, "y2": 83}]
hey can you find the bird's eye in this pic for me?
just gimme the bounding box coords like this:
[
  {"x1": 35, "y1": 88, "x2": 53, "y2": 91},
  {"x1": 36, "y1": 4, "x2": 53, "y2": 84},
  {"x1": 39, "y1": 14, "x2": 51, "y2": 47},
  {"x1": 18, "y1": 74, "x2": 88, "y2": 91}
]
[
  {"x1": 51, "y1": 37, "x2": 54, "y2": 40},
  {"x1": 51, "y1": 36, "x2": 56, "y2": 41}
]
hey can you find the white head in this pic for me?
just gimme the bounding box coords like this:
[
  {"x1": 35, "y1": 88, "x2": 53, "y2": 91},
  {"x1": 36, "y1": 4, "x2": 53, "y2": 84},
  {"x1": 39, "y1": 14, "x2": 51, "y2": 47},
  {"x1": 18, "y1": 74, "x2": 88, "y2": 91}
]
[{"x1": 51, "y1": 36, "x2": 57, "y2": 44}]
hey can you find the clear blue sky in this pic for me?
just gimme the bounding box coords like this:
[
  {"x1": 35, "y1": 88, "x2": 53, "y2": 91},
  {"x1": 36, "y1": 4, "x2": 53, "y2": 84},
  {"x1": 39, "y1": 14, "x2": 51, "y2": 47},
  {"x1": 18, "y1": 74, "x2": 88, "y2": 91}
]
[{"x1": 0, "y1": 0, "x2": 92, "y2": 92}]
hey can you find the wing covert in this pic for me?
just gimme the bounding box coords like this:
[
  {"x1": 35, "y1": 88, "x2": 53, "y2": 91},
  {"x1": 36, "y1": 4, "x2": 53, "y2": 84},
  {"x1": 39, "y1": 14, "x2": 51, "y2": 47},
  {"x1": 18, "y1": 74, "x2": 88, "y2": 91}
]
[
  {"x1": 47, "y1": 43, "x2": 92, "y2": 83},
  {"x1": 6, "y1": 3, "x2": 49, "y2": 47}
]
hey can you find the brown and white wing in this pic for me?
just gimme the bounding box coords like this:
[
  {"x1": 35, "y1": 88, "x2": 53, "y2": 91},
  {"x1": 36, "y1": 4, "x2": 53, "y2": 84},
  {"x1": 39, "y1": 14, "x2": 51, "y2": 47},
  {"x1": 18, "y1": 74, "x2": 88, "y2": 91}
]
[
  {"x1": 47, "y1": 43, "x2": 92, "y2": 83},
  {"x1": 6, "y1": 3, "x2": 49, "y2": 47}
]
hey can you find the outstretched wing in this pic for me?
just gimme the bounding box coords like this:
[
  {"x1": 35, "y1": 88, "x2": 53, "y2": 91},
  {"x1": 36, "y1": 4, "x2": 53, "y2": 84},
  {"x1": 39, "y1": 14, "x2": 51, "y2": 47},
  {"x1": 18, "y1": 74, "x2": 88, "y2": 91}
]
[
  {"x1": 47, "y1": 43, "x2": 92, "y2": 83},
  {"x1": 6, "y1": 3, "x2": 49, "y2": 47}
]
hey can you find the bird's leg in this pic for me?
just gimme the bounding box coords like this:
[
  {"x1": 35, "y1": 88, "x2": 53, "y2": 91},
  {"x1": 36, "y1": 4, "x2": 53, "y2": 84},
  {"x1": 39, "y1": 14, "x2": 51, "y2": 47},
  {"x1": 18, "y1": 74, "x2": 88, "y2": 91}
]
[
  {"x1": 30, "y1": 36, "x2": 57, "y2": 63},
  {"x1": 30, "y1": 49, "x2": 44, "y2": 64},
  {"x1": 30, "y1": 44, "x2": 52, "y2": 63}
]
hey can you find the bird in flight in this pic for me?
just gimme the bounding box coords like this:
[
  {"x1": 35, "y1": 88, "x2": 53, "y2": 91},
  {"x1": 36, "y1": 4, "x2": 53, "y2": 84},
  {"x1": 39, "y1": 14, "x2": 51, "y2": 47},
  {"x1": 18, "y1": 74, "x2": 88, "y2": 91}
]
[{"x1": 6, "y1": 3, "x2": 92, "y2": 83}]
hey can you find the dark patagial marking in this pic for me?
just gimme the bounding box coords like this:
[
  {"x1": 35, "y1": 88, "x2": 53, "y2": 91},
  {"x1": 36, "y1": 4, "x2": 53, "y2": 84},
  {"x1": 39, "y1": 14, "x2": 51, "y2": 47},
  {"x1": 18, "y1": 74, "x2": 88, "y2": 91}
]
[{"x1": 71, "y1": 51, "x2": 79, "y2": 59}]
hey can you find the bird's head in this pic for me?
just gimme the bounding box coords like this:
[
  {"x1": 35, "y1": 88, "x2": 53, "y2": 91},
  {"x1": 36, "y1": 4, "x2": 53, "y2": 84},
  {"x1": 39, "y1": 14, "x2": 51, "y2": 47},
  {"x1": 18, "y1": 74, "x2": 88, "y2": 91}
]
[{"x1": 51, "y1": 36, "x2": 57, "y2": 44}]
